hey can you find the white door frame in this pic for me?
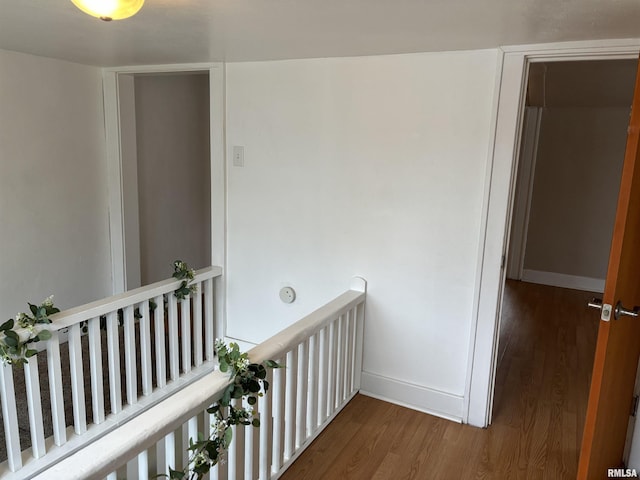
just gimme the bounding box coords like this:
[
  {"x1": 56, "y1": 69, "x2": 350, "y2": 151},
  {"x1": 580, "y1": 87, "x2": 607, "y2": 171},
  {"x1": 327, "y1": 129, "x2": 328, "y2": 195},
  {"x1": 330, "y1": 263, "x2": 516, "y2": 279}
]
[
  {"x1": 102, "y1": 62, "x2": 226, "y2": 332},
  {"x1": 465, "y1": 38, "x2": 640, "y2": 427},
  {"x1": 505, "y1": 106, "x2": 542, "y2": 281}
]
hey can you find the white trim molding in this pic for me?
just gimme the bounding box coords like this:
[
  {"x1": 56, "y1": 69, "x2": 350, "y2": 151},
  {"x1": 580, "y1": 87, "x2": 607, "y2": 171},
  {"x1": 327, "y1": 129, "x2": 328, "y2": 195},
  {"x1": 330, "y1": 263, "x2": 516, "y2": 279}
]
[
  {"x1": 505, "y1": 106, "x2": 542, "y2": 281},
  {"x1": 466, "y1": 38, "x2": 640, "y2": 428},
  {"x1": 521, "y1": 270, "x2": 605, "y2": 293},
  {"x1": 360, "y1": 372, "x2": 464, "y2": 423},
  {"x1": 103, "y1": 71, "x2": 126, "y2": 294},
  {"x1": 209, "y1": 64, "x2": 227, "y2": 342}
]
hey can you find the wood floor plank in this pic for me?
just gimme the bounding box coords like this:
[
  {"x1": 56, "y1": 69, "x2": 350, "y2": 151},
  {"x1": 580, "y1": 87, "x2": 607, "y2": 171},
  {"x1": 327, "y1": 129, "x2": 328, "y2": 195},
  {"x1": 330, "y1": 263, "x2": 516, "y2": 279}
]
[{"x1": 280, "y1": 281, "x2": 599, "y2": 479}]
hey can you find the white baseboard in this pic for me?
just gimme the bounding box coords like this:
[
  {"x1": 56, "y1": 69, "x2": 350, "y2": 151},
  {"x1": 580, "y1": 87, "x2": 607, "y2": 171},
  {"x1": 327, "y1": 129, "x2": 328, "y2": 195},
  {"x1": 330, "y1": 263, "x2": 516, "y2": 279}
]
[
  {"x1": 521, "y1": 269, "x2": 605, "y2": 293},
  {"x1": 360, "y1": 371, "x2": 464, "y2": 423}
]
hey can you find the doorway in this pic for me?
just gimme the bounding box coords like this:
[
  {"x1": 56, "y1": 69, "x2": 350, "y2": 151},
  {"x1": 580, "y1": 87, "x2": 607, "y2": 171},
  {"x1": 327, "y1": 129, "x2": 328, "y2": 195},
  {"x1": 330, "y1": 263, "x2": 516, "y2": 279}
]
[
  {"x1": 492, "y1": 58, "x2": 636, "y2": 468},
  {"x1": 103, "y1": 64, "x2": 225, "y2": 295},
  {"x1": 103, "y1": 63, "x2": 226, "y2": 348},
  {"x1": 119, "y1": 71, "x2": 212, "y2": 289},
  {"x1": 466, "y1": 42, "x2": 640, "y2": 430},
  {"x1": 506, "y1": 60, "x2": 635, "y2": 291}
]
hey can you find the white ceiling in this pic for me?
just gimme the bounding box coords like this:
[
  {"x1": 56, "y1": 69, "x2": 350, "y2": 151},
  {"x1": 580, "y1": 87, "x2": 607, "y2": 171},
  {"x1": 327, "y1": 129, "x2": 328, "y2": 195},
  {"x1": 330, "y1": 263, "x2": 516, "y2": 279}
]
[{"x1": 2, "y1": 0, "x2": 640, "y2": 67}]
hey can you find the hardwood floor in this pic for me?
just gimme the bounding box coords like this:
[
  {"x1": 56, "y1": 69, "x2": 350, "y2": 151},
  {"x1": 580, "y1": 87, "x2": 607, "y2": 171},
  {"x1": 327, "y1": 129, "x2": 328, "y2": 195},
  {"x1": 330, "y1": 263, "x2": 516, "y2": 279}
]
[{"x1": 280, "y1": 281, "x2": 599, "y2": 479}]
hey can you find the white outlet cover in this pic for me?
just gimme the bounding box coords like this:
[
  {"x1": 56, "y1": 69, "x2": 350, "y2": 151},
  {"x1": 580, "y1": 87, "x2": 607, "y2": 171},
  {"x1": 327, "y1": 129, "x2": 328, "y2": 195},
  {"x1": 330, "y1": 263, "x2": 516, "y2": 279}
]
[
  {"x1": 279, "y1": 286, "x2": 296, "y2": 304},
  {"x1": 233, "y1": 145, "x2": 244, "y2": 167}
]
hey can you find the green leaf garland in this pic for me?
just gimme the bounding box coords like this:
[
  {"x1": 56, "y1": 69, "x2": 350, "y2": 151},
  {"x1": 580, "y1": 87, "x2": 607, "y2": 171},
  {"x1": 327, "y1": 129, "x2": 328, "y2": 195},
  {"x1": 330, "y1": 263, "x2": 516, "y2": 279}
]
[
  {"x1": 158, "y1": 341, "x2": 282, "y2": 479},
  {"x1": 0, "y1": 296, "x2": 59, "y2": 366}
]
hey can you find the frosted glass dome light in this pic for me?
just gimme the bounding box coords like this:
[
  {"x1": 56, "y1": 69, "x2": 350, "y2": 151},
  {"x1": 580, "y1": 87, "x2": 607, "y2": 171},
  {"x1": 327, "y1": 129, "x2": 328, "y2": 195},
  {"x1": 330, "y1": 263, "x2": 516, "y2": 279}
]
[{"x1": 71, "y1": 0, "x2": 145, "y2": 21}]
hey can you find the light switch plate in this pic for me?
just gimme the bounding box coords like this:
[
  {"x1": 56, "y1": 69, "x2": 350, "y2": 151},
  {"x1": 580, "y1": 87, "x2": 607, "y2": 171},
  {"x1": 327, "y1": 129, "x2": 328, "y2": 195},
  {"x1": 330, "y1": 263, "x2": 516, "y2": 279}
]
[{"x1": 233, "y1": 146, "x2": 244, "y2": 167}]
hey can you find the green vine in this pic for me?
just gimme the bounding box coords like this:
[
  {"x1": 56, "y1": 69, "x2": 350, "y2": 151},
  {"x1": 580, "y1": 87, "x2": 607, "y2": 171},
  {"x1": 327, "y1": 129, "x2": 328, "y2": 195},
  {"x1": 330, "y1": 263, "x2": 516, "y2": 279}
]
[
  {"x1": 0, "y1": 296, "x2": 59, "y2": 366},
  {"x1": 162, "y1": 341, "x2": 282, "y2": 479},
  {"x1": 172, "y1": 260, "x2": 197, "y2": 300}
]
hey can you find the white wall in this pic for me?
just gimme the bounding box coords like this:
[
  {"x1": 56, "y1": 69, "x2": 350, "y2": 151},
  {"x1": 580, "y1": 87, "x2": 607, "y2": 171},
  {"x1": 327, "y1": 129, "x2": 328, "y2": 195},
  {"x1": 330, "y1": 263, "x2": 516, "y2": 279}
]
[
  {"x1": 134, "y1": 73, "x2": 211, "y2": 285},
  {"x1": 523, "y1": 107, "x2": 628, "y2": 288},
  {"x1": 0, "y1": 49, "x2": 111, "y2": 319},
  {"x1": 226, "y1": 50, "x2": 500, "y2": 419}
]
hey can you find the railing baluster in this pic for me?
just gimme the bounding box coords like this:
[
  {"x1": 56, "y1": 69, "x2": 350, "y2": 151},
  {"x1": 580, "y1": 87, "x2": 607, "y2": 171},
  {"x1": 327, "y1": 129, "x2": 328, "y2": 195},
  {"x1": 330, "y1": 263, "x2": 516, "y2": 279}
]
[
  {"x1": 154, "y1": 294, "x2": 167, "y2": 389},
  {"x1": 344, "y1": 309, "x2": 352, "y2": 396},
  {"x1": 327, "y1": 320, "x2": 337, "y2": 416},
  {"x1": 168, "y1": 295, "x2": 179, "y2": 382},
  {"x1": 24, "y1": 356, "x2": 46, "y2": 458},
  {"x1": 284, "y1": 348, "x2": 297, "y2": 460},
  {"x1": 164, "y1": 431, "x2": 176, "y2": 477},
  {"x1": 229, "y1": 399, "x2": 245, "y2": 479},
  {"x1": 296, "y1": 340, "x2": 308, "y2": 448},
  {"x1": 106, "y1": 310, "x2": 122, "y2": 415},
  {"x1": 204, "y1": 406, "x2": 217, "y2": 479},
  {"x1": 340, "y1": 313, "x2": 348, "y2": 403},
  {"x1": 205, "y1": 278, "x2": 214, "y2": 362},
  {"x1": 318, "y1": 326, "x2": 328, "y2": 424},
  {"x1": 156, "y1": 436, "x2": 167, "y2": 478},
  {"x1": 181, "y1": 297, "x2": 192, "y2": 373},
  {"x1": 348, "y1": 307, "x2": 357, "y2": 394},
  {"x1": 138, "y1": 450, "x2": 149, "y2": 480},
  {"x1": 69, "y1": 323, "x2": 87, "y2": 434},
  {"x1": 217, "y1": 451, "x2": 229, "y2": 480},
  {"x1": 336, "y1": 315, "x2": 345, "y2": 406},
  {"x1": 353, "y1": 302, "x2": 365, "y2": 390},
  {"x1": 126, "y1": 456, "x2": 137, "y2": 480},
  {"x1": 227, "y1": 407, "x2": 236, "y2": 478},
  {"x1": 88, "y1": 316, "x2": 105, "y2": 424},
  {"x1": 237, "y1": 419, "x2": 246, "y2": 479},
  {"x1": 307, "y1": 333, "x2": 319, "y2": 436},
  {"x1": 251, "y1": 411, "x2": 260, "y2": 480},
  {"x1": 123, "y1": 305, "x2": 138, "y2": 405},
  {"x1": 139, "y1": 300, "x2": 153, "y2": 396},
  {"x1": 0, "y1": 363, "x2": 22, "y2": 470},
  {"x1": 337, "y1": 314, "x2": 345, "y2": 404},
  {"x1": 187, "y1": 415, "x2": 198, "y2": 463},
  {"x1": 180, "y1": 422, "x2": 189, "y2": 471},
  {"x1": 259, "y1": 368, "x2": 273, "y2": 480},
  {"x1": 193, "y1": 285, "x2": 203, "y2": 367},
  {"x1": 47, "y1": 331, "x2": 67, "y2": 446},
  {"x1": 272, "y1": 357, "x2": 286, "y2": 472}
]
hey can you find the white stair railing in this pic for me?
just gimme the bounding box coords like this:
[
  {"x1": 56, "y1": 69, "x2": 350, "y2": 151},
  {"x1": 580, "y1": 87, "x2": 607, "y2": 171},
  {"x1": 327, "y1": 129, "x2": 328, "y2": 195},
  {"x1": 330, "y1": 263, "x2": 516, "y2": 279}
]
[
  {"x1": 0, "y1": 266, "x2": 223, "y2": 479},
  {"x1": 39, "y1": 278, "x2": 366, "y2": 480}
]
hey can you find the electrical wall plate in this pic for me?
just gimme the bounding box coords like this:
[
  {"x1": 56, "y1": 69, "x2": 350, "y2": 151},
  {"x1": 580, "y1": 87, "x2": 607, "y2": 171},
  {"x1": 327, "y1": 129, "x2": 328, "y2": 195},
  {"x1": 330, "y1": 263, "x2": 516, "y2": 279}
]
[
  {"x1": 232, "y1": 145, "x2": 244, "y2": 167},
  {"x1": 279, "y1": 286, "x2": 296, "y2": 304}
]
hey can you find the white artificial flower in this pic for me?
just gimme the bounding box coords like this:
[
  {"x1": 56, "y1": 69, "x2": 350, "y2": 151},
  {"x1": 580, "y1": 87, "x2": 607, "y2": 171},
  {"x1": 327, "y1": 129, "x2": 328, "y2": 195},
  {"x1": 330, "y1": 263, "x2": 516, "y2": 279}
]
[
  {"x1": 42, "y1": 295, "x2": 54, "y2": 307},
  {"x1": 237, "y1": 357, "x2": 250, "y2": 371},
  {"x1": 194, "y1": 451, "x2": 207, "y2": 466},
  {"x1": 16, "y1": 312, "x2": 30, "y2": 328}
]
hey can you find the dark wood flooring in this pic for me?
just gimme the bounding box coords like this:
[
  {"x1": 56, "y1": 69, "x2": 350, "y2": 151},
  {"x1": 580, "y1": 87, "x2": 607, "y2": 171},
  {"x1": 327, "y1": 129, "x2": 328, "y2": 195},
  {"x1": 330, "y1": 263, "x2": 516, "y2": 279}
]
[{"x1": 280, "y1": 280, "x2": 599, "y2": 479}]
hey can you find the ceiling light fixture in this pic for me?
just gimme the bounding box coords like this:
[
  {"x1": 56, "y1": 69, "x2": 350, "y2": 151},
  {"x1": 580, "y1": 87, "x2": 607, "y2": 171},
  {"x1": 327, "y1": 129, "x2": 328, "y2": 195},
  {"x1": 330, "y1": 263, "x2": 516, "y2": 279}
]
[{"x1": 71, "y1": 0, "x2": 145, "y2": 21}]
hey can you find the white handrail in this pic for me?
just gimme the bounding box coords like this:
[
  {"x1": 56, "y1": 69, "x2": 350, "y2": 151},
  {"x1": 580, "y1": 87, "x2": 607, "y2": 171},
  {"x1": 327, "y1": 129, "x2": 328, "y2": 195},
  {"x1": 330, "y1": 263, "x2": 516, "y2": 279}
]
[
  {"x1": 38, "y1": 286, "x2": 366, "y2": 480},
  {"x1": 248, "y1": 290, "x2": 363, "y2": 363},
  {"x1": 11, "y1": 266, "x2": 222, "y2": 335},
  {"x1": 37, "y1": 367, "x2": 232, "y2": 480}
]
